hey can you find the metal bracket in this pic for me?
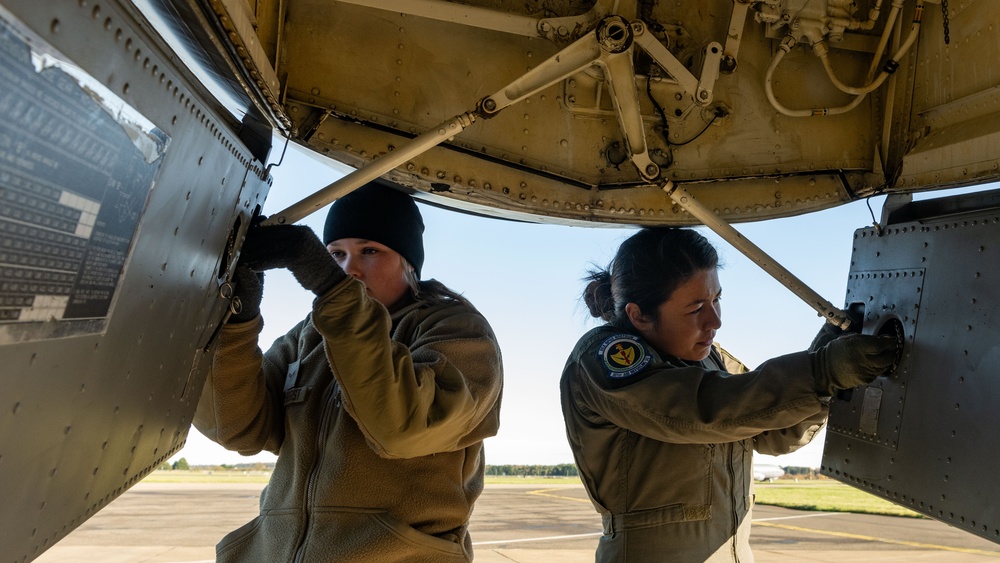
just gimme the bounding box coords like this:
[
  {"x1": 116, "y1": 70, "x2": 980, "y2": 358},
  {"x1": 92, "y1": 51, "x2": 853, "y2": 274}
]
[
  {"x1": 479, "y1": 15, "x2": 722, "y2": 181},
  {"x1": 267, "y1": 7, "x2": 729, "y2": 222}
]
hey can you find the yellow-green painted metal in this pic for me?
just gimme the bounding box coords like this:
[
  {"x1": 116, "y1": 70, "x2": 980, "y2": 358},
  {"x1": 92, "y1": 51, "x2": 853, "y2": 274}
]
[{"x1": 4, "y1": 0, "x2": 1000, "y2": 560}]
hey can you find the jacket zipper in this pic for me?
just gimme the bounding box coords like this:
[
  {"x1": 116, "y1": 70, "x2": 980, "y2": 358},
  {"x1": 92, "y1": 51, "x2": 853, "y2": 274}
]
[
  {"x1": 728, "y1": 441, "x2": 739, "y2": 562},
  {"x1": 292, "y1": 383, "x2": 337, "y2": 563}
]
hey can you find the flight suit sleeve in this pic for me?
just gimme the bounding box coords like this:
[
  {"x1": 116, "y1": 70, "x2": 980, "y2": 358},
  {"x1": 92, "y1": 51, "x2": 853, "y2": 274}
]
[
  {"x1": 566, "y1": 332, "x2": 827, "y2": 445},
  {"x1": 193, "y1": 316, "x2": 296, "y2": 455},
  {"x1": 753, "y1": 404, "x2": 829, "y2": 455},
  {"x1": 311, "y1": 276, "x2": 504, "y2": 459},
  {"x1": 714, "y1": 342, "x2": 831, "y2": 454}
]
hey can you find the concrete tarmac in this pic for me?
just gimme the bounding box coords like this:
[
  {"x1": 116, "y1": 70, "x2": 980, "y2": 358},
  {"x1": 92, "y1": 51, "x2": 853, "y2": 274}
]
[{"x1": 33, "y1": 482, "x2": 1000, "y2": 562}]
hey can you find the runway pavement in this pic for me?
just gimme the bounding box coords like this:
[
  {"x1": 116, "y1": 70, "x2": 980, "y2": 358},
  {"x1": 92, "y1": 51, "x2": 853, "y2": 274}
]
[{"x1": 32, "y1": 482, "x2": 1000, "y2": 562}]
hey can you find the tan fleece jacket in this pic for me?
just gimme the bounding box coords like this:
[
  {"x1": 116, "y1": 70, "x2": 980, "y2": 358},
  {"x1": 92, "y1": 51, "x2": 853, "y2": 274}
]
[{"x1": 194, "y1": 274, "x2": 503, "y2": 562}]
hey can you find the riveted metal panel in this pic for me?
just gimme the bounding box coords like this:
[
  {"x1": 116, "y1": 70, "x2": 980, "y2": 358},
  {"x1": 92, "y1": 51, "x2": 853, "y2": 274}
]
[
  {"x1": 255, "y1": 0, "x2": 1000, "y2": 224},
  {"x1": 276, "y1": 0, "x2": 877, "y2": 224},
  {"x1": 0, "y1": 1, "x2": 270, "y2": 560},
  {"x1": 824, "y1": 188, "x2": 1000, "y2": 544},
  {"x1": 135, "y1": 0, "x2": 1000, "y2": 226}
]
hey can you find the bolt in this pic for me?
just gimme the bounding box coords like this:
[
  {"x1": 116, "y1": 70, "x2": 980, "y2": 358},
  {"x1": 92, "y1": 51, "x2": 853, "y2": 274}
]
[
  {"x1": 646, "y1": 164, "x2": 659, "y2": 177},
  {"x1": 720, "y1": 55, "x2": 737, "y2": 74}
]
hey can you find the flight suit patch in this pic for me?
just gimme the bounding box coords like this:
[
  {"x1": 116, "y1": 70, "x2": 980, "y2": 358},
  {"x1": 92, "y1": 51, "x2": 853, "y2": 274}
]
[
  {"x1": 283, "y1": 360, "x2": 307, "y2": 404},
  {"x1": 284, "y1": 387, "x2": 308, "y2": 405},
  {"x1": 598, "y1": 334, "x2": 652, "y2": 379}
]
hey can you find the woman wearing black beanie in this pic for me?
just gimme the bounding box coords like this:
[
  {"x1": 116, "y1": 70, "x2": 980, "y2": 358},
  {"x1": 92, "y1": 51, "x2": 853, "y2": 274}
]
[{"x1": 194, "y1": 179, "x2": 504, "y2": 562}]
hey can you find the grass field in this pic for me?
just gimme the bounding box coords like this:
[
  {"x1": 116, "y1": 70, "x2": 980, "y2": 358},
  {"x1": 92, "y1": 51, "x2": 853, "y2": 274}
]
[
  {"x1": 143, "y1": 471, "x2": 586, "y2": 485},
  {"x1": 145, "y1": 470, "x2": 273, "y2": 484},
  {"x1": 145, "y1": 471, "x2": 921, "y2": 518},
  {"x1": 754, "y1": 481, "x2": 923, "y2": 518}
]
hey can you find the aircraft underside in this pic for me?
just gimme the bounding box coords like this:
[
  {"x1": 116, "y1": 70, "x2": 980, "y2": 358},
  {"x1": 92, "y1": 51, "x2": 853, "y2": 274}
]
[{"x1": 0, "y1": 0, "x2": 998, "y2": 559}]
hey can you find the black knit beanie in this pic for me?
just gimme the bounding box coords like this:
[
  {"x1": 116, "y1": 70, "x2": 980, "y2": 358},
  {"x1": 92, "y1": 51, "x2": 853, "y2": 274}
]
[{"x1": 322, "y1": 180, "x2": 425, "y2": 278}]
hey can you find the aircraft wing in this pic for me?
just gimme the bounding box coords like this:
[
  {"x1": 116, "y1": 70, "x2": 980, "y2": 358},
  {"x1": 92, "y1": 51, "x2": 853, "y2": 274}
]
[
  {"x1": 2, "y1": 0, "x2": 1000, "y2": 560},
  {"x1": 141, "y1": 0, "x2": 1000, "y2": 226}
]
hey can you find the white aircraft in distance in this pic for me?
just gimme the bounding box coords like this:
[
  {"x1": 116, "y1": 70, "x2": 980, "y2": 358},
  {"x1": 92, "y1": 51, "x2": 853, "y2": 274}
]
[{"x1": 753, "y1": 464, "x2": 786, "y2": 482}]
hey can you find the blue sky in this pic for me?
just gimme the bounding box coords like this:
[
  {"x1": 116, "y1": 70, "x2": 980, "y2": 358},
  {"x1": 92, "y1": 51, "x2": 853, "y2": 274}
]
[{"x1": 172, "y1": 143, "x2": 984, "y2": 469}]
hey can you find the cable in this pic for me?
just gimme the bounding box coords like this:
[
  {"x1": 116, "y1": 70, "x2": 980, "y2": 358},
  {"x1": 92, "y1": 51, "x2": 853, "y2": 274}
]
[
  {"x1": 644, "y1": 75, "x2": 672, "y2": 146},
  {"x1": 672, "y1": 109, "x2": 721, "y2": 146},
  {"x1": 866, "y1": 196, "x2": 883, "y2": 235}
]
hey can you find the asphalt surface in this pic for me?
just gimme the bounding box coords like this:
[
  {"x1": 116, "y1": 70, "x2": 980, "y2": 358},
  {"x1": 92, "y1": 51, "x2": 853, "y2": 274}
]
[{"x1": 31, "y1": 482, "x2": 1000, "y2": 562}]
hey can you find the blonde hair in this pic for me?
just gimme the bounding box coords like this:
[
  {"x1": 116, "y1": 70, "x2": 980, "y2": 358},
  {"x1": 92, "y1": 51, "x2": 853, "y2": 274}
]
[{"x1": 401, "y1": 256, "x2": 470, "y2": 306}]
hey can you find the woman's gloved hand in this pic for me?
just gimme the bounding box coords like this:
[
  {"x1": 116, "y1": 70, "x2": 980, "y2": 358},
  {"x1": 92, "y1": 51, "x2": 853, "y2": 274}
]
[
  {"x1": 808, "y1": 321, "x2": 844, "y2": 352},
  {"x1": 229, "y1": 264, "x2": 263, "y2": 323},
  {"x1": 240, "y1": 223, "x2": 344, "y2": 295},
  {"x1": 812, "y1": 333, "x2": 899, "y2": 396}
]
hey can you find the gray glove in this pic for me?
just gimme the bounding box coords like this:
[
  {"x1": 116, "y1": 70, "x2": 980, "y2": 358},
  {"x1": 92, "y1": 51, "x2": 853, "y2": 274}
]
[
  {"x1": 812, "y1": 333, "x2": 899, "y2": 396},
  {"x1": 240, "y1": 222, "x2": 343, "y2": 295},
  {"x1": 228, "y1": 264, "x2": 263, "y2": 323}
]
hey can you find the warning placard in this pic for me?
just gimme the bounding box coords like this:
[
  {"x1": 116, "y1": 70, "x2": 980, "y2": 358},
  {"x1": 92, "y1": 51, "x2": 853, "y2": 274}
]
[{"x1": 0, "y1": 14, "x2": 167, "y2": 343}]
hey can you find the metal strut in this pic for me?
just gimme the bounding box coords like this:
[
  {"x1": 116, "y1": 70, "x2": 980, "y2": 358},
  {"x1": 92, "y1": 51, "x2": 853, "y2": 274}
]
[
  {"x1": 662, "y1": 181, "x2": 852, "y2": 330},
  {"x1": 263, "y1": 113, "x2": 476, "y2": 226},
  {"x1": 266, "y1": 12, "x2": 725, "y2": 225},
  {"x1": 478, "y1": 15, "x2": 721, "y2": 181}
]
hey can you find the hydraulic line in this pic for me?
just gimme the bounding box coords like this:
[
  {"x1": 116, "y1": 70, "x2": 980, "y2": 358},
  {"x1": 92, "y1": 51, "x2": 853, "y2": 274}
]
[
  {"x1": 763, "y1": 0, "x2": 922, "y2": 117},
  {"x1": 816, "y1": 0, "x2": 922, "y2": 97},
  {"x1": 764, "y1": 36, "x2": 866, "y2": 117}
]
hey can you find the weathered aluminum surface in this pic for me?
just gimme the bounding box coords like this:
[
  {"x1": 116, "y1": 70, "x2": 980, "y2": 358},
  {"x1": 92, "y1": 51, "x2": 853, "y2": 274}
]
[
  {"x1": 198, "y1": 0, "x2": 1000, "y2": 225},
  {"x1": 0, "y1": 1, "x2": 270, "y2": 560},
  {"x1": 824, "y1": 188, "x2": 1000, "y2": 544}
]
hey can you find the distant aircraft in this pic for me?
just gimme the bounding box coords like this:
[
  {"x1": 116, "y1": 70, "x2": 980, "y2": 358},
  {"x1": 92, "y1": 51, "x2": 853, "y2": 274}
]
[
  {"x1": 753, "y1": 464, "x2": 786, "y2": 483},
  {"x1": 2, "y1": 0, "x2": 1000, "y2": 560}
]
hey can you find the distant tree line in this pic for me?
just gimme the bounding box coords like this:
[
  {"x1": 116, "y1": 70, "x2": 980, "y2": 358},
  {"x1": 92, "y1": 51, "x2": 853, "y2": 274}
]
[
  {"x1": 782, "y1": 466, "x2": 825, "y2": 479},
  {"x1": 156, "y1": 460, "x2": 824, "y2": 480},
  {"x1": 484, "y1": 464, "x2": 579, "y2": 477},
  {"x1": 157, "y1": 458, "x2": 190, "y2": 470},
  {"x1": 157, "y1": 459, "x2": 274, "y2": 472}
]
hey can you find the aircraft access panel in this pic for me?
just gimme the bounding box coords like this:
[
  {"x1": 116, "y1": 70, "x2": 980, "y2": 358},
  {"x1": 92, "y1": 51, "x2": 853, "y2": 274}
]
[{"x1": 824, "y1": 189, "x2": 1000, "y2": 544}]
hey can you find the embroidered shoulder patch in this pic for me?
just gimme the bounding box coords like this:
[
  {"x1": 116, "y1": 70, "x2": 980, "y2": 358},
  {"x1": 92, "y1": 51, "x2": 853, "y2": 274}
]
[{"x1": 597, "y1": 334, "x2": 652, "y2": 379}]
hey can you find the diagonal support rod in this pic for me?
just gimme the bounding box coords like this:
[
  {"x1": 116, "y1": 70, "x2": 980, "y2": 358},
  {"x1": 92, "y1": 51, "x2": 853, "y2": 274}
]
[
  {"x1": 662, "y1": 180, "x2": 852, "y2": 330},
  {"x1": 263, "y1": 113, "x2": 476, "y2": 225},
  {"x1": 265, "y1": 13, "x2": 725, "y2": 225}
]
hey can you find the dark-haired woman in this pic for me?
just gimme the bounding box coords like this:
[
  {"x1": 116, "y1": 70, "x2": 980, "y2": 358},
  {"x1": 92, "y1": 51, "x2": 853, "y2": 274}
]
[
  {"x1": 560, "y1": 227, "x2": 897, "y2": 562},
  {"x1": 194, "y1": 181, "x2": 503, "y2": 562}
]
